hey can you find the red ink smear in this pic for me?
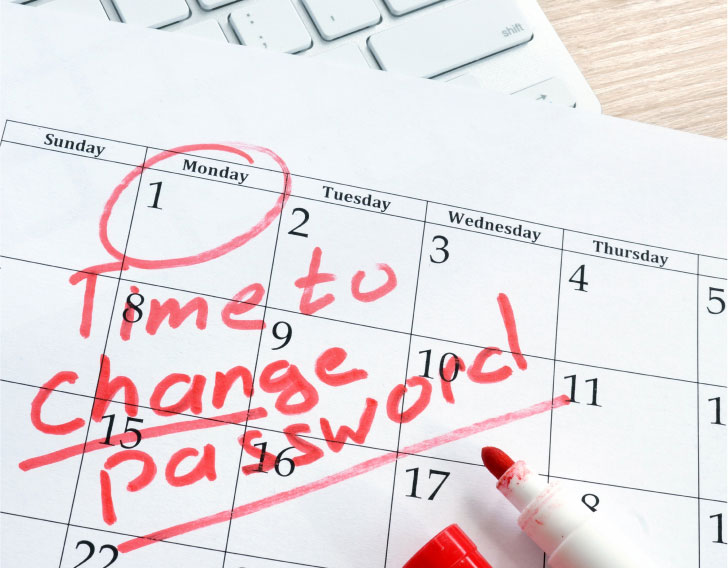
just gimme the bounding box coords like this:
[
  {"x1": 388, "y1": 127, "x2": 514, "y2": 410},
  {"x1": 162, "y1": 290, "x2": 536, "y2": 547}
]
[
  {"x1": 221, "y1": 283, "x2": 266, "y2": 331},
  {"x1": 117, "y1": 395, "x2": 571, "y2": 553},
  {"x1": 294, "y1": 247, "x2": 335, "y2": 315},
  {"x1": 283, "y1": 423, "x2": 325, "y2": 467},
  {"x1": 497, "y1": 293, "x2": 527, "y2": 371},
  {"x1": 386, "y1": 376, "x2": 432, "y2": 424},
  {"x1": 149, "y1": 373, "x2": 206, "y2": 416},
  {"x1": 120, "y1": 286, "x2": 140, "y2": 341},
  {"x1": 258, "y1": 360, "x2": 319, "y2": 415},
  {"x1": 146, "y1": 297, "x2": 208, "y2": 336},
  {"x1": 320, "y1": 397, "x2": 378, "y2": 452},
  {"x1": 496, "y1": 459, "x2": 529, "y2": 494},
  {"x1": 31, "y1": 371, "x2": 86, "y2": 435},
  {"x1": 165, "y1": 444, "x2": 217, "y2": 487},
  {"x1": 19, "y1": 408, "x2": 265, "y2": 472},
  {"x1": 101, "y1": 449, "x2": 157, "y2": 525},
  {"x1": 92, "y1": 355, "x2": 140, "y2": 422},
  {"x1": 467, "y1": 347, "x2": 512, "y2": 384},
  {"x1": 350, "y1": 263, "x2": 397, "y2": 303},
  {"x1": 481, "y1": 446, "x2": 515, "y2": 480},
  {"x1": 315, "y1": 347, "x2": 367, "y2": 387},
  {"x1": 99, "y1": 143, "x2": 291, "y2": 270},
  {"x1": 212, "y1": 366, "x2": 253, "y2": 410}
]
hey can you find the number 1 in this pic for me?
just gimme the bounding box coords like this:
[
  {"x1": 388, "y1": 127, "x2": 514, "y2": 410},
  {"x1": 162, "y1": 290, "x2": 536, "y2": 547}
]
[{"x1": 148, "y1": 181, "x2": 163, "y2": 209}]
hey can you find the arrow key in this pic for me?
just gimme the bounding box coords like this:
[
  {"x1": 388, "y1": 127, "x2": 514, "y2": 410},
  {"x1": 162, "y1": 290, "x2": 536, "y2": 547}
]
[{"x1": 512, "y1": 77, "x2": 576, "y2": 108}]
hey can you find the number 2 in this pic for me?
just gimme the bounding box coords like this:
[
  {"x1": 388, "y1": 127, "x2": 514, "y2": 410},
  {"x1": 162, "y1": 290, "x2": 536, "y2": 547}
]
[{"x1": 288, "y1": 207, "x2": 309, "y2": 237}]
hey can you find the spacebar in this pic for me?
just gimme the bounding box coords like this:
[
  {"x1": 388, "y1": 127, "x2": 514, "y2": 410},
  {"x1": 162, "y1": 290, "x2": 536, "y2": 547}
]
[{"x1": 367, "y1": 0, "x2": 533, "y2": 78}]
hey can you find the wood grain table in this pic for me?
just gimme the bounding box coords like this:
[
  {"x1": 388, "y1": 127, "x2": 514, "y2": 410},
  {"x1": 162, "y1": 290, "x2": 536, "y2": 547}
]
[{"x1": 540, "y1": 0, "x2": 726, "y2": 138}]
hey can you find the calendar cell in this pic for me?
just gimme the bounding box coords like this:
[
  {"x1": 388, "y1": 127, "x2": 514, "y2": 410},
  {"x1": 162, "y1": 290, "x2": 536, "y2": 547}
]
[
  {"x1": 102, "y1": 282, "x2": 263, "y2": 419},
  {"x1": 69, "y1": 402, "x2": 244, "y2": 550},
  {"x1": 1, "y1": 514, "x2": 67, "y2": 567},
  {"x1": 386, "y1": 456, "x2": 542, "y2": 568},
  {"x1": 413, "y1": 222, "x2": 562, "y2": 359},
  {"x1": 398, "y1": 337, "x2": 553, "y2": 468},
  {"x1": 1, "y1": 382, "x2": 89, "y2": 522},
  {"x1": 1, "y1": 259, "x2": 117, "y2": 396},
  {"x1": 60, "y1": 524, "x2": 225, "y2": 568},
  {"x1": 557, "y1": 249, "x2": 697, "y2": 380},
  {"x1": 226, "y1": 429, "x2": 394, "y2": 568},
  {"x1": 549, "y1": 363, "x2": 697, "y2": 496},
  {"x1": 248, "y1": 307, "x2": 408, "y2": 452},
  {"x1": 121, "y1": 164, "x2": 283, "y2": 300},
  {"x1": 699, "y1": 384, "x2": 727, "y2": 502},
  {"x1": 699, "y1": 272, "x2": 727, "y2": 387},
  {"x1": 552, "y1": 478, "x2": 699, "y2": 568},
  {"x1": 267, "y1": 195, "x2": 424, "y2": 332},
  {"x1": 0, "y1": 138, "x2": 139, "y2": 271}
]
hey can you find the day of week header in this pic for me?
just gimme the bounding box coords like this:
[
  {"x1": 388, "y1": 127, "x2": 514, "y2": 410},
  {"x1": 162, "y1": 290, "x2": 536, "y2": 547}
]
[
  {"x1": 182, "y1": 158, "x2": 250, "y2": 185},
  {"x1": 593, "y1": 239, "x2": 668, "y2": 267},
  {"x1": 323, "y1": 184, "x2": 391, "y2": 213},
  {"x1": 44, "y1": 132, "x2": 105, "y2": 158},
  {"x1": 446, "y1": 209, "x2": 542, "y2": 243}
]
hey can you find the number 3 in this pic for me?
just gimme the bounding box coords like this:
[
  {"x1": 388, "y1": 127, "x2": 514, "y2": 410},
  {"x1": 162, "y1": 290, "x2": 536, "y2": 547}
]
[{"x1": 430, "y1": 235, "x2": 449, "y2": 263}]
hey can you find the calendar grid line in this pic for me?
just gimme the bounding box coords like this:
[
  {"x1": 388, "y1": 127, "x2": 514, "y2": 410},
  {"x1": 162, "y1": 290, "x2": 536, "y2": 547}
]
[
  {"x1": 219, "y1": 172, "x2": 290, "y2": 568},
  {"x1": 55, "y1": 146, "x2": 150, "y2": 568},
  {"x1": 4, "y1": 119, "x2": 727, "y2": 263},
  {"x1": 382, "y1": 201, "x2": 430, "y2": 568},
  {"x1": 6, "y1": 374, "x2": 728, "y2": 505},
  {"x1": 1, "y1": 510, "x2": 333, "y2": 568},
  {"x1": 1, "y1": 119, "x2": 9, "y2": 144},
  {"x1": 545, "y1": 230, "x2": 566, "y2": 485},
  {"x1": 1, "y1": 139, "x2": 147, "y2": 169},
  {"x1": 5, "y1": 119, "x2": 148, "y2": 153},
  {"x1": 542, "y1": 229, "x2": 566, "y2": 568},
  {"x1": 696, "y1": 255, "x2": 702, "y2": 567},
  {"x1": 1, "y1": 258, "x2": 721, "y2": 391}
]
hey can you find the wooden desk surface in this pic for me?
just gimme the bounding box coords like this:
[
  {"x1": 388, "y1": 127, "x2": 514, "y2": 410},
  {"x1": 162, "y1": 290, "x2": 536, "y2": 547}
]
[{"x1": 540, "y1": 0, "x2": 726, "y2": 139}]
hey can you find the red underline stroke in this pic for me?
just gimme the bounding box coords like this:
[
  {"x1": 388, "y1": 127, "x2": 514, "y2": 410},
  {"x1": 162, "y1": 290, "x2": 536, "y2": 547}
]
[{"x1": 118, "y1": 395, "x2": 570, "y2": 553}]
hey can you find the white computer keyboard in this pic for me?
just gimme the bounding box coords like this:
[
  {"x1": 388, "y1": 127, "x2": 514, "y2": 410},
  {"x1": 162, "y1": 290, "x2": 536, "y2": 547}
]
[{"x1": 9, "y1": 0, "x2": 601, "y2": 111}]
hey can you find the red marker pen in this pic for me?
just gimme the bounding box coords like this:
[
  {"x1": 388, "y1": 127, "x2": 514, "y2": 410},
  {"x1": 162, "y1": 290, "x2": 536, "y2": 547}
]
[{"x1": 481, "y1": 446, "x2": 660, "y2": 568}]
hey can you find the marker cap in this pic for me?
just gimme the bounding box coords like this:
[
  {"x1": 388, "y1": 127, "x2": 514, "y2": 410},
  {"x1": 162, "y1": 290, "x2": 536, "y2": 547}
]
[{"x1": 403, "y1": 524, "x2": 493, "y2": 568}]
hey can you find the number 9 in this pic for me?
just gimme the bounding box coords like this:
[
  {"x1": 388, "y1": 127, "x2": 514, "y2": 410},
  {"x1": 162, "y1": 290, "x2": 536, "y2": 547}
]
[{"x1": 271, "y1": 321, "x2": 292, "y2": 350}]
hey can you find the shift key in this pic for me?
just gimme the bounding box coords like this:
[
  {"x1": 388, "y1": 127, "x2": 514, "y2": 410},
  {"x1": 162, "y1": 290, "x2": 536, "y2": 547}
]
[{"x1": 367, "y1": 0, "x2": 532, "y2": 78}]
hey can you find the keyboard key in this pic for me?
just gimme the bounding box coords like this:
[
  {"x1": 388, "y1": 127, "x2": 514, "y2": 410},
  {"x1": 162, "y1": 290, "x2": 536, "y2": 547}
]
[
  {"x1": 38, "y1": 0, "x2": 108, "y2": 19},
  {"x1": 382, "y1": 0, "x2": 442, "y2": 17},
  {"x1": 111, "y1": 0, "x2": 190, "y2": 28},
  {"x1": 367, "y1": 0, "x2": 532, "y2": 78},
  {"x1": 229, "y1": 0, "x2": 312, "y2": 54},
  {"x1": 314, "y1": 44, "x2": 370, "y2": 69},
  {"x1": 301, "y1": 0, "x2": 380, "y2": 41},
  {"x1": 196, "y1": 0, "x2": 236, "y2": 10},
  {"x1": 512, "y1": 77, "x2": 577, "y2": 108},
  {"x1": 177, "y1": 19, "x2": 227, "y2": 42}
]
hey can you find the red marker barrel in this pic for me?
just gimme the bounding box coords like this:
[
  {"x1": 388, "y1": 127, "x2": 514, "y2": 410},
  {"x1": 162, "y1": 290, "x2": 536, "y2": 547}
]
[{"x1": 404, "y1": 524, "x2": 493, "y2": 568}]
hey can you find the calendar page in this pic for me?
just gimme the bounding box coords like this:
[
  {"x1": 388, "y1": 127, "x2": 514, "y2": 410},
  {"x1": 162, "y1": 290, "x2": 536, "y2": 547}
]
[{"x1": 1, "y1": 4, "x2": 726, "y2": 568}]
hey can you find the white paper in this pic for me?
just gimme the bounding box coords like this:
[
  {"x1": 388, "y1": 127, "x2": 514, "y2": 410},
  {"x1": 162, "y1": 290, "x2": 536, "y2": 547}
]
[{"x1": 1, "y1": 4, "x2": 726, "y2": 568}]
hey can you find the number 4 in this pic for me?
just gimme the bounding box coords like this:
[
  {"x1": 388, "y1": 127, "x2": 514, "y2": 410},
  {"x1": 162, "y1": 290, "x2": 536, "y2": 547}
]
[{"x1": 569, "y1": 265, "x2": 588, "y2": 292}]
